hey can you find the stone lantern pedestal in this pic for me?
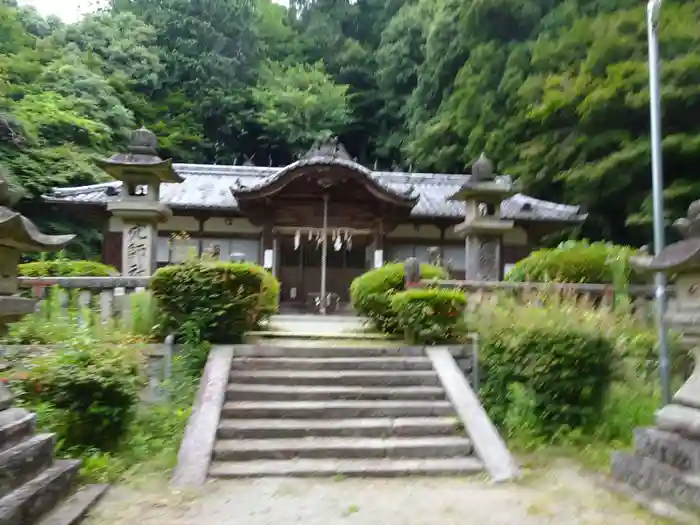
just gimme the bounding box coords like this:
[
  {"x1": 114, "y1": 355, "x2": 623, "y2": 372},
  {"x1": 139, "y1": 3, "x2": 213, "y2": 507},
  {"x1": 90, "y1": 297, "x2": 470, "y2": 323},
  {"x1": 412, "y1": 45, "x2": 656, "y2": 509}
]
[
  {"x1": 447, "y1": 154, "x2": 516, "y2": 281},
  {"x1": 0, "y1": 172, "x2": 106, "y2": 523},
  {"x1": 96, "y1": 127, "x2": 183, "y2": 276},
  {"x1": 612, "y1": 200, "x2": 700, "y2": 510}
]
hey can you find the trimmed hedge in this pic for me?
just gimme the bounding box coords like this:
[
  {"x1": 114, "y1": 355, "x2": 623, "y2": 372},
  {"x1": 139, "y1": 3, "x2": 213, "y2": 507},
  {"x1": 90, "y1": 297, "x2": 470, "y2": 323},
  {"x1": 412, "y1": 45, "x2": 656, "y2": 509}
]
[
  {"x1": 349, "y1": 263, "x2": 445, "y2": 334},
  {"x1": 150, "y1": 261, "x2": 279, "y2": 343},
  {"x1": 505, "y1": 240, "x2": 642, "y2": 285},
  {"x1": 391, "y1": 288, "x2": 467, "y2": 344},
  {"x1": 19, "y1": 259, "x2": 118, "y2": 277},
  {"x1": 472, "y1": 298, "x2": 616, "y2": 435}
]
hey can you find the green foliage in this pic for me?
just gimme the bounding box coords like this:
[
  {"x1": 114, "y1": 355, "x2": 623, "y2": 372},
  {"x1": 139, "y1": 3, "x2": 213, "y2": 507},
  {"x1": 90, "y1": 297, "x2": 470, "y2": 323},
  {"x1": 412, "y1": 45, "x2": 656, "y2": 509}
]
[
  {"x1": 3, "y1": 0, "x2": 700, "y2": 251},
  {"x1": 1, "y1": 286, "x2": 202, "y2": 483},
  {"x1": 259, "y1": 269, "x2": 281, "y2": 320},
  {"x1": 150, "y1": 260, "x2": 279, "y2": 343},
  {"x1": 2, "y1": 286, "x2": 153, "y2": 345},
  {"x1": 18, "y1": 258, "x2": 117, "y2": 277},
  {"x1": 349, "y1": 263, "x2": 445, "y2": 334},
  {"x1": 504, "y1": 240, "x2": 642, "y2": 285},
  {"x1": 11, "y1": 336, "x2": 145, "y2": 451},
  {"x1": 390, "y1": 288, "x2": 467, "y2": 344},
  {"x1": 473, "y1": 298, "x2": 616, "y2": 435},
  {"x1": 469, "y1": 293, "x2": 688, "y2": 449},
  {"x1": 123, "y1": 291, "x2": 160, "y2": 339},
  {"x1": 252, "y1": 60, "x2": 353, "y2": 155}
]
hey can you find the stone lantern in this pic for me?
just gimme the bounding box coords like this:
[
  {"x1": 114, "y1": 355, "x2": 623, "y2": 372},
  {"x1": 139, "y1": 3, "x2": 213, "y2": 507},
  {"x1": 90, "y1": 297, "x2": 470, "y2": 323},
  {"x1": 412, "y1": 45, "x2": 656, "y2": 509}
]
[
  {"x1": 0, "y1": 171, "x2": 90, "y2": 524},
  {"x1": 612, "y1": 200, "x2": 700, "y2": 509},
  {"x1": 97, "y1": 127, "x2": 184, "y2": 276},
  {"x1": 447, "y1": 153, "x2": 517, "y2": 281}
]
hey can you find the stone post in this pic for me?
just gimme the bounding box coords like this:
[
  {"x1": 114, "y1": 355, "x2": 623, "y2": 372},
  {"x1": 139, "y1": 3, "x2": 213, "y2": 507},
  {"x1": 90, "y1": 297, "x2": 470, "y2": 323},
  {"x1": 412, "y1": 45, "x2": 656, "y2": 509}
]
[
  {"x1": 447, "y1": 154, "x2": 516, "y2": 281},
  {"x1": 611, "y1": 200, "x2": 700, "y2": 510},
  {"x1": 404, "y1": 257, "x2": 421, "y2": 288},
  {"x1": 96, "y1": 127, "x2": 184, "y2": 276}
]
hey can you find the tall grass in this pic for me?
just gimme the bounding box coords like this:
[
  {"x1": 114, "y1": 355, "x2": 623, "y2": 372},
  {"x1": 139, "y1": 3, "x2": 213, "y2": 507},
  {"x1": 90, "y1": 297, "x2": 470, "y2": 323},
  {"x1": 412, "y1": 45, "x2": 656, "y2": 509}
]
[{"x1": 3, "y1": 287, "x2": 159, "y2": 345}]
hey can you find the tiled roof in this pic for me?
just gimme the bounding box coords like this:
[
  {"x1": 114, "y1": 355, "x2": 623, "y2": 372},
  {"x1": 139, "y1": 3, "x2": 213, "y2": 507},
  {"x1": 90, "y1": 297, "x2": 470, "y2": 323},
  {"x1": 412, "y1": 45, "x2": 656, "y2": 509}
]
[{"x1": 43, "y1": 163, "x2": 586, "y2": 223}]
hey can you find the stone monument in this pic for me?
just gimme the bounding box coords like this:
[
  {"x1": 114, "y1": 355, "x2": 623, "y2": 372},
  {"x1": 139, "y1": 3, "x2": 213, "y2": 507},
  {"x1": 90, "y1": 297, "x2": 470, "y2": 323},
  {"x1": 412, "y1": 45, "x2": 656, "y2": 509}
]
[
  {"x1": 404, "y1": 257, "x2": 421, "y2": 288},
  {"x1": 447, "y1": 153, "x2": 517, "y2": 281},
  {"x1": 97, "y1": 127, "x2": 183, "y2": 276},
  {"x1": 0, "y1": 171, "x2": 105, "y2": 523},
  {"x1": 427, "y1": 246, "x2": 453, "y2": 278},
  {"x1": 611, "y1": 199, "x2": 700, "y2": 510}
]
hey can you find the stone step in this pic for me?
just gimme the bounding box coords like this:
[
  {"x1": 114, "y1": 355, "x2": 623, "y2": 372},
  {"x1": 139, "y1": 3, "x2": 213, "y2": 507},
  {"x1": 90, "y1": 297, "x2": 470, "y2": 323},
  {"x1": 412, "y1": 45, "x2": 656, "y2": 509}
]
[
  {"x1": 222, "y1": 400, "x2": 454, "y2": 419},
  {"x1": 218, "y1": 417, "x2": 461, "y2": 439},
  {"x1": 37, "y1": 483, "x2": 109, "y2": 525},
  {"x1": 230, "y1": 357, "x2": 433, "y2": 371},
  {"x1": 0, "y1": 409, "x2": 35, "y2": 452},
  {"x1": 0, "y1": 459, "x2": 80, "y2": 525},
  {"x1": 0, "y1": 434, "x2": 55, "y2": 499},
  {"x1": 229, "y1": 370, "x2": 440, "y2": 387},
  {"x1": 213, "y1": 436, "x2": 472, "y2": 461},
  {"x1": 209, "y1": 456, "x2": 484, "y2": 478},
  {"x1": 234, "y1": 345, "x2": 426, "y2": 358},
  {"x1": 225, "y1": 384, "x2": 445, "y2": 402}
]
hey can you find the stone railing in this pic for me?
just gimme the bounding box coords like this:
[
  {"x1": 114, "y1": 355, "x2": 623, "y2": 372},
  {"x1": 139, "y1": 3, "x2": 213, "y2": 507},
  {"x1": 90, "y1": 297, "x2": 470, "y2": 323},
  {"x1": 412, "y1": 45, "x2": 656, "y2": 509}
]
[
  {"x1": 422, "y1": 279, "x2": 675, "y2": 320},
  {"x1": 18, "y1": 276, "x2": 150, "y2": 325}
]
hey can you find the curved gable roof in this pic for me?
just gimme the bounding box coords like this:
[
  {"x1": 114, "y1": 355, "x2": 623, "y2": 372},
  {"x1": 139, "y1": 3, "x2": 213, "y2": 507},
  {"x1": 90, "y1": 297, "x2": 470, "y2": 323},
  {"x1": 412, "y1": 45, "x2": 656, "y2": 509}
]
[{"x1": 233, "y1": 155, "x2": 418, "y2": 209}]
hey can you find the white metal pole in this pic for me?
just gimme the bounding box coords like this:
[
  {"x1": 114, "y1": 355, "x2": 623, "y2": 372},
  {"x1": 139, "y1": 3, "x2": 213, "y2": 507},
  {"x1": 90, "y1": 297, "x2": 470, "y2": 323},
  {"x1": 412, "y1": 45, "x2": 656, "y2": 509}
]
[
  {"x1": 647, "y1": 0, "x2": 671, "y2": 406},
  {"x1": 320, "y1": 194, "x2": 329, "y2": 315}
]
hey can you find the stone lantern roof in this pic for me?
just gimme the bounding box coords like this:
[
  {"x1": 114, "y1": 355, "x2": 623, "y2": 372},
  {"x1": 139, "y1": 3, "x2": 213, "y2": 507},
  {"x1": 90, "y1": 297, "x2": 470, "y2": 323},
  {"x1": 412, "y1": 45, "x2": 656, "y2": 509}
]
[
  {"x1": 630, "y1": 200, "x2": 700, "y2": 274},
  {"x1": 95, "y1": 127, "x2": 184, "y2": 184},
  {"x1": 446, "y1": 153, "x2": 518, "y2": 203},
  {"x1": 0, "y1": 174, "x2": 74, "y2": 253}
]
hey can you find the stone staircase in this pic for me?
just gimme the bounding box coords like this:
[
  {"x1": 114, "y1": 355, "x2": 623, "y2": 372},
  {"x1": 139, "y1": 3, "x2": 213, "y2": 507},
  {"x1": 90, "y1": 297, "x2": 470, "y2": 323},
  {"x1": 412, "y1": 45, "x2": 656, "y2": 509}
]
[
  {"x1": 0, "y1": 393, "x2": 107, "y2": 525},
  {"x1": 208, "y1": 344, "x2": 485, "y2": 478}
]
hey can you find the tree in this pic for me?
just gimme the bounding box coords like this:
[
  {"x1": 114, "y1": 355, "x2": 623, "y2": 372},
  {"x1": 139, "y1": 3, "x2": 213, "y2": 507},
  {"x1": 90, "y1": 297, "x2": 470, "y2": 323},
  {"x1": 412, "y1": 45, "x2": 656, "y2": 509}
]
[{"x1": 252, "y1": 61, "x2": 352, "y2": 161}]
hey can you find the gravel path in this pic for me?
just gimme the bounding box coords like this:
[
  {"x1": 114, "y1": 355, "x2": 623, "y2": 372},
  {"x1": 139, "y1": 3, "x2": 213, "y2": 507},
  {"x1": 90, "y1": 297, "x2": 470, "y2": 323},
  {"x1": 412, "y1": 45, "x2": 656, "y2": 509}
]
[{"x1": 85, "y1": 463, "x2": 667, "y2": 525}]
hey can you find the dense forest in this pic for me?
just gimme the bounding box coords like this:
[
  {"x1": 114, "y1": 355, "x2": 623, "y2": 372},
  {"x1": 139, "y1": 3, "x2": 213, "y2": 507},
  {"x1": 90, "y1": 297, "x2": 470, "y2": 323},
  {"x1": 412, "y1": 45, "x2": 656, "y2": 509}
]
[{"x1": 1, "y1": 0, "x2": 700, "y2": 256}]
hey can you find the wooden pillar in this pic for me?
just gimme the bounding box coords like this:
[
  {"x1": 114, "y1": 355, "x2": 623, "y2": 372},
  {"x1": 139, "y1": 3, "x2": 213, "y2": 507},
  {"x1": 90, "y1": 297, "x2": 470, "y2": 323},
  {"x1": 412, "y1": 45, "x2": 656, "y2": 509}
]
[
  {"x1": 261, "y1": 223, "x2": 275, "y2": 271},
  {"x1": 439, "y1": 224, "x2": 446, "y2": 259},
  {"x1": 372, "y1": 219, "x2": 385, "y2": 268},
  {"x1": 196, "y1": 215, "x2": 206, "y2": 256}
]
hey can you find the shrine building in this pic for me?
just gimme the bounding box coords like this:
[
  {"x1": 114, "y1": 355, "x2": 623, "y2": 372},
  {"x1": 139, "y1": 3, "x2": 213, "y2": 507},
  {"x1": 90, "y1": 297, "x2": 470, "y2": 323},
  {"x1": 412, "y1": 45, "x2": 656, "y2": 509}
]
[{"x1": 43, "y1": 134, "x2": 586, "y2": 305}]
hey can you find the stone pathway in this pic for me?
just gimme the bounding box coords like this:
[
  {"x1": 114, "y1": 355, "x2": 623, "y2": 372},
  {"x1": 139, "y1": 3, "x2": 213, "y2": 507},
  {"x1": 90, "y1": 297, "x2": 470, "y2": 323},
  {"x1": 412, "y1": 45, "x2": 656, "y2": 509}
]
[
  {"x1": 85, "y1": 463, "x2": 667, "y2": 525},
  {"x1": 265, "y1": 314, "x2": 369, "y2": 336}
]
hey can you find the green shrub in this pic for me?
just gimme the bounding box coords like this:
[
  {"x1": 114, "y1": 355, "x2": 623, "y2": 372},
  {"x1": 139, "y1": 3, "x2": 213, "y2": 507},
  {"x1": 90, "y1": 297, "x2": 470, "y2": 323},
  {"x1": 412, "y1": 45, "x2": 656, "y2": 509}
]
[
  {"x1": 390, "y1": 288, "x2": 467, "y2": 344},
  {"x1": 472, "y1": 298, "x2": 616, "y2": 436},
  {"x1": 505, "y1": 240, "x2": 643, "y2": 285},
  {"x1": 11, "y1": 336, "x2": 145, "y2": 451},
  {"x1": 349, "y1": 263, "x2": 445, "y2": 333},
  {"x1": 259, "y1": 270, "x2": 281, "y2": 322},
  {"x1": 19, "y1": 259, "x2": 117, "y2": 277},
  {"x1": 150, "y1": 260, "x2": 278, "y2": 343}
]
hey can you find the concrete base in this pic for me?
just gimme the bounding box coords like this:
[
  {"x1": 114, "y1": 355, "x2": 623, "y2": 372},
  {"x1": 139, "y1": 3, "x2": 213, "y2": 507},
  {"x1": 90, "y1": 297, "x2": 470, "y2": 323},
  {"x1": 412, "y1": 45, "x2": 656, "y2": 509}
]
[
  {"x1": 611, "y1": 427, "x2": 700, "y2": 512},
  {"x1": 611, "y1": 451, "x2": 700, "y2": 510}
]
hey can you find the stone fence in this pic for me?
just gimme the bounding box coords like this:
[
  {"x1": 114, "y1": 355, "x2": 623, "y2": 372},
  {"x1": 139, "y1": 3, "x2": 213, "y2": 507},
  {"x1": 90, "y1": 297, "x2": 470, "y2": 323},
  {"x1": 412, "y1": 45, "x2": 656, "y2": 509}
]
[{"x1": 19, "y1": 276, "x2": 150, "y2": 325}]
